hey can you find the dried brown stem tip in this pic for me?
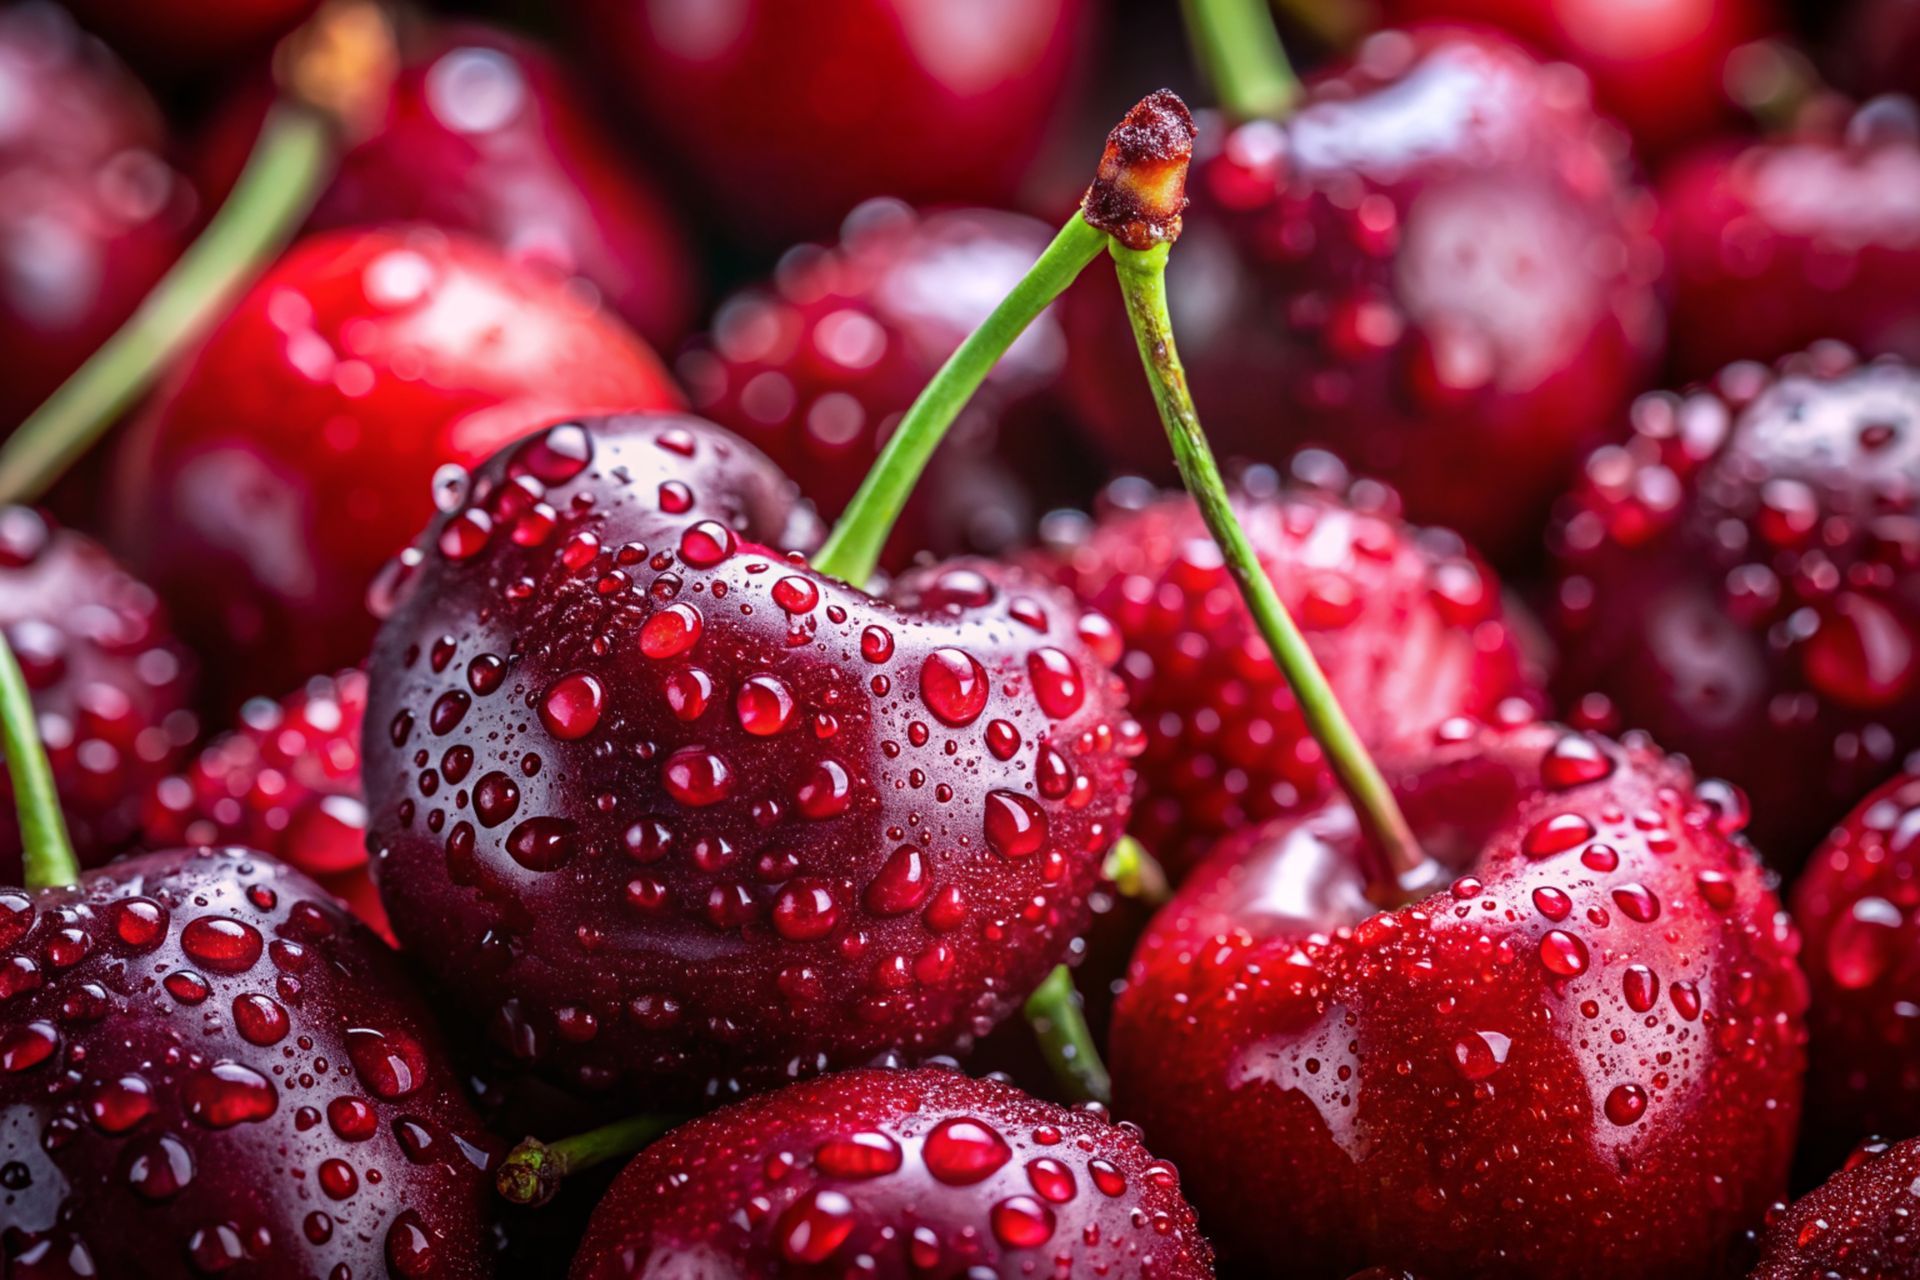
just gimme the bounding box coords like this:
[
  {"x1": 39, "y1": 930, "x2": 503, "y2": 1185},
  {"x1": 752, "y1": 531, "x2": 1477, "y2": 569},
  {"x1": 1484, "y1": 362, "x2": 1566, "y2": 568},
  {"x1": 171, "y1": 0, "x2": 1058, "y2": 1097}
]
[
  {"x1": 275, "y1": 0, "x2": 399, "y2": 140},
  {"x1": 1082, "y1": 89, "x2": 1196, "y2": 251}
]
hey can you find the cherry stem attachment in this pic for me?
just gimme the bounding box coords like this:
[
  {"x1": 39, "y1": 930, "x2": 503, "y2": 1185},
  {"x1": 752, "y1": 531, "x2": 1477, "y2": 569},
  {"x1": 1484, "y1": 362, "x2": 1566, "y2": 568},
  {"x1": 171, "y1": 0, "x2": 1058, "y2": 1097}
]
[
  {"x1": 495, "y1": 1112, "x2": 679, "y2": 1208},
  {"x1": 1103, "y1": 835, "x2": 1170, "y2": 905},
  {"x1": 1109, "y1": 240, "x2": 1432, "y2": 902},
  {"x1": 0, "y1": 630, "x2": 78, "y2": 890},
  {"x1": 1024, "y1": 964, "x2": 1111, "y2": 1105},
  {"x1": 811, "y1": 213, "x2": 1107, "y2": 586},
  {"x1": 1179, "y1": 0, "x2": 1303, "y2": 121}
]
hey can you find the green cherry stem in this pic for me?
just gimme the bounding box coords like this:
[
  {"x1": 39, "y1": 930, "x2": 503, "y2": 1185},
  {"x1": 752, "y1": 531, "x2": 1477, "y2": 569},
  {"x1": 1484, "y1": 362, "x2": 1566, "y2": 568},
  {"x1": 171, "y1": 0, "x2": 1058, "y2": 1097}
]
[
  {"x1": 495, "y1": 1112, "x2": 681, "y2": 1208},
  {"x1": 1103, "y1": 834, "x2": 1170, "y2": 905},
  {"x1": 810, "y1": 213, "x2": 1107, "y2": 586},
  {"x1": 1110, "y1": 239, "x2": 1433, "y2": 902},
  {"x1": 0, "y1": 630, "x2": 79, "y2": 890},
  {"x1": 1023, "y1": 964, "x2": 1112, "y2": 1106},
  {"x1": 1179, "y1": 0, "x2": 1303, "y2": 121}
]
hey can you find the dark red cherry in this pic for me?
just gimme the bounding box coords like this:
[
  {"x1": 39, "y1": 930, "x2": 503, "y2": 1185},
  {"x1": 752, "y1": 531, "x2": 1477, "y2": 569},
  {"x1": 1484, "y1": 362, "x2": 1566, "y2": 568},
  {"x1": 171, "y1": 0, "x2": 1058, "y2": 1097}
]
[
  {"x1": 0, "y1": 4, "x2": 188, "y2": 433},
  {"x1": 1041, "y1": 461, "x2": 1542, "y2": 879},
  {"x1": 363, "y1": 415, "x2": 1137, "y2": 1100},
  {"x1": 1660, "y1": 97, "x2": 1920, "y2": 379},
  {"x1": 568, "y1": 0, "x2": 1091, "y2": 243},
  {"x1": 1550, "y1": 347, "x2": 1920, "y2": 865},
  {"x1": 570, "y1": 1066, "x2": 1211, "y2": 1277},
  {"x1": 0, "y1": 846, "x2": 493, "y2": 1277},
  {"x1": 111, "y1": 226, "x2": 680, "y2": 712},
  {"x1": 1060, "y1": 27, "x2": 1663, "y2": 562},
  {"x1": 0, "y1": 507, "x2": 195, "y2": 880},
  {"x1": 1110, "y1": 716, "x2": 1806, "y2": 1277},
  {"x1": 61, "y1": 0, "x2": 316, "y2": 74},
  {"x1": 1749, "y1": 1136, "x2": 1920, "y2": 1278}
]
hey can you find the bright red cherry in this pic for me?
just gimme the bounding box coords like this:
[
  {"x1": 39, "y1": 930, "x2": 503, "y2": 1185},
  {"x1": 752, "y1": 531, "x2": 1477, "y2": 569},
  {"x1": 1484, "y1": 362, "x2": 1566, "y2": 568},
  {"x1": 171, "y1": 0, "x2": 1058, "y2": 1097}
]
[
  {"x1": 1061, "y1": 28, "x2": 1664, "y2": 561},
  {"x1": 566, "y1": 0, "x2": 1091, "y2": 243},
  {"x1": 1041, "y1": 460, "x2": 1542, "y2": 879},
  {"x1": 0, "y1": 846, "x2": 494, "y2": 1277},
  {"x1": 681, "y1": 199, "x2": 1079, "y2": 561},
  {"x1": 60, "y1": 0, "x2": 317, "y2": 75},
  {"x1": 571, "y1": 1066, "x2": 1212, "y2": 1278},
  {"x1": 199, "y1": 21, "x2": 697, "y2": 349},
  {"x1": 1110, "y1": 716, "x2": 1806, "y2": 1277},
  {"x1": 1550, "y1": 348, "x2": 1920, "y2": 865},
  {"x1": 0, "y1": 506, "x2": 196, "y2": 881},
  {"x1": 1659, "y1": 97, "x2": 1920, "y2": 379},
  {"x1": 111, "y1": 226, "x2": 680, "y2": 712},
  {"x1": 363, "y1": 415, "x2": 1138, "y2": 1100},
  {"x1": 0, "y1": 3, "x2": 189, "y2": 432},
  {"x1": 1748, "y1": 1136, "x2": 1920, "y2": 1278}
]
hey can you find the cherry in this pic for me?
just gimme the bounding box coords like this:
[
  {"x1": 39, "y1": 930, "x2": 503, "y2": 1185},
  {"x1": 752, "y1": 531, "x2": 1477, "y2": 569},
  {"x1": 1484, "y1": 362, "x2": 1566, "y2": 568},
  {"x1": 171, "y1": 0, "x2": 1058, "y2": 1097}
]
[
  {"x1": 1549, "y1": 347, "x2": 1920, "y2": 865},
  {"x1": 1109, "y1": 715, "x2": 1807, "y2": 1276},
  {"x1": 0, "y1": 3, "x2": 189, "y2": 434},
  {"x1": 1748, "y1": 1136, "x2": 1920, "y2": 1278},
  {"x1": 1789, "y1": 770, "x2": 1920, "y2": 1168},
  {"x1": 1041, "y1": 460, "x2": 1542, "y2": 879},
  {"x1": 0, "y1": 506, "x2": 195, "y2": 880},
  {"x1": 61, "y1": 0, "x2": 316, "y2": 75},
  {"x1": 681, "y1": 199, "x2": 1077, "y2": 560},
  {"x1": 1061, "y1": 26, "x2": 1663, "y2": 561},
  {"x1": 1659, "y1": 96, "x2": 1920, "y2": 379},
  {"x1": 567, "y1": 0, "x2": 1091, "y2": 243},
  {"x1": 1820, "y1": 0, "x2": 1920, "y2": 100},
  {"x1": 110, "y1": 226, "x2": 680, "y2": 712},
  {"x1": 570, "y1": 1066, "x2": 1211, "y2": 1277},
  {"x1": 142, "y1": 669, "x2": 389, "y2": 939},
  {"x1": 198, "y1": 20, "x2": 697, "y2": 349},
  {"x1": 362, "y1": 415, "x2": 1136, "y2": 1100}
]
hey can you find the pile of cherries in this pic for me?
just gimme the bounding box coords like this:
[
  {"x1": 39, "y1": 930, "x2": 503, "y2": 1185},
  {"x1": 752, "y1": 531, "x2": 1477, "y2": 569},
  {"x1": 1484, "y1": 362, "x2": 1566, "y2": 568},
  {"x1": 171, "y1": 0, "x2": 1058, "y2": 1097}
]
[{"x1": 4, "y1": 0, "x2": 1920, "y2": 1277}]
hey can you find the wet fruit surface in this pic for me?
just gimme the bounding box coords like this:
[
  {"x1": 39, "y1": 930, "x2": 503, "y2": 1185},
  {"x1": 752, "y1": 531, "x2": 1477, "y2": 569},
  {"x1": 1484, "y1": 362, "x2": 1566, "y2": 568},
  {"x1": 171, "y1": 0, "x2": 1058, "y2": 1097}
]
[
  {"x1": 1550, "y1": 348, "x2": 1920, "y2": 865},
  {"x1": 570, "y1": 1066, "x2": 1211, "y2": 1278},
  {"x1": 363, "y1": 415, "x2": 1138, "y2": 1100},
  {"x1": 1041, "y1": 463, "x2": 1541, "y2": 879},
  {"x1": 0, "y1": 507, "x2": 196, "y2": 880},
  {"x1": 570, "y1": 0, "x2": 1090, "y2": 243},
  {"x1": 1110, "y1": 716, "x2": 1806, "y2": 1277},
  {"x1": 681, "y1": 199, "x2": 1073, "y2": 560},
  {"x1": 0, "y1": 846, "x2": 494, "y2": 1277},
  {"x1": 1660, "y1": 98, "x2": 1920, "y2": 379},
  {"x1": 111, "y1": 226, "x2": 680, "y2": 712},
  {"x1": 1061, "y1": 27, "x2": 1664, "y2": 560},
  {"x1": 1749, "y1": 1136, "x2": 1920, "y2": 1278}
]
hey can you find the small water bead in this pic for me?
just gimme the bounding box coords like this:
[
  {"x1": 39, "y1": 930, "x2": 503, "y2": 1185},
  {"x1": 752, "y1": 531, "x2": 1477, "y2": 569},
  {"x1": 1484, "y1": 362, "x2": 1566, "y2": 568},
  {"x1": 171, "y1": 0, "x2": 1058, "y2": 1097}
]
[
  {"x1": 473, "y1": 772, "x2": 520, "y2": 827},
  {"x1": 1827, "y1": 895, "x2": 1905, "y2": 988},
  {"x1": 0, "y1": 893, "x2": 31, "y2": 947},
  {"x1": 232, "y1": 994, "x2": 289, "y2": 1046},
  {"x1": 772, "y1": 882, "x2": 839, "y2": 941},
  {"x1": 1088, "y1": 1158, "x2": 1127, "y2": 1196},
  {"x1": 327, "y1": 1096, "x2": 379, "y2": 1142},
  {"x1": 124, "y1": 1134, "x2": 194, "y2": 1200},
  {"x1": 88, "y1": 1075, "x2": 154, "y2": 1133},
  {"x1": 1523, "y1": 813, "x2": 1596, "y2": 858},
  {"x1": 1027, "y1": 648, "x2": 1084, "y2": 718},
  {"x1": 304, "y1": 1212, "x2": 332, "y2": 1244},
  {"x1": 796, "y1": 760, "x2": 852, "y2": 819},
  {"x1": 1696, "y1": 869, "x2": 1737, "y2": 910},
  {"x1": 1623, "y1": 965, "x2": 1658, "y2": 1013},
  {"x1": 516, "y1": 422, "x2": 593, "y2": 484},
  {"x1": 164, "y1": 971, "x2": 211, "y2": 1004},
  {"x1": 345, "y1": 1026, "x2": 425, "y2": 1099},
  {"x1": 641, "y1": 603, "x2": 703, "y2": 658},
  {"x1": 180, "y1": 916, "x2": 263, "y2": 974},
  {"x1": 1026, "y1": 1157, "x2": 1077, "y2": 1203},
  {"x1": 991, "y1": 1194, "x2": 1057, "y2": 1248},
  {"x1": 1542, "y1": 734, "x2": 1614, "y2": 788},
  {"x1": 183, "y1": 1062, "x2": 277, "y2": 1127},
  {"x1": 922, "y1": 1116, "x2": 1011, "y2": 1184},
  {"x1": 773, "y1": 576, "x2": 819, "y2": 613},
  {"x1": 319, "y1": 1157, "x2": 359, "y2": 1199},
  {"x1": 814, "y1": 1131, "x2": 902, "y2": 1179},
  {"x1": 1451, "y1": 1030, "x2": 1511, "y2": 1081},
  {"x1": 984, "y1": 791, "x2": 1048, "y2": 859},
  {"x1": 0, "y1": 1021, "x2": 55, "y2": 1072},
  {"x1": 429, "y1": 690, "x2": 470, "y2": 735},
  {"x1": 737, "y1": 673, "x2": 796, "y2": 735},
  {"x1": 920, "y1": 649, "x2": 989, "y2": 726},
  {"x1": 663, "y1": 747, "x2": 734, "y2": 806},
  {"x1": 985, "y1": 720, "x2": 1021, "y2": 760},
  {"x1": 664, "y1": 667, "x2": 715, "y2": 720},
  {"x1": 1605, "y1": 1083, "x2": 1649, "y2": 1125},
  {"x1": 437, "y1": 509, "x2": 492, "y2": 560},
  {"x1": 777, "y1": 1188, "x2": 855, "y2": 1264},
  {"x1": 540, "y1": 671, "x2": 605, "y2": 740},
  {"x1": 860, "y1": 626, "x2": 894, "y2": 663},
  {"x1": 1670, "y1": 980, "x2": 1703, "y2": 1020},
  {"x1": 864, "y1": 847, "x2": 931, "y2": 915},
  {"x1": 387, "y1": 1210, "x2": 438, "y2": 1278},
  {"x1": 679, "y1": 520, "x2": 736, "y2": 567},
  {"x1": 1611, "y1": 883, "x2": 1662, "y2": 923},
  {"x1": 1531, "y1": 887, "x2": 1572, "y2": 921},
  {"x1": 1538, "y1": 930, "x2": 1590, "y2": 977},
  {"x1": 658, "y1": 479, "x2": 693, "y2": 513},
  {"x1": 111, "y1": 898, "x2": 167, "y2": 949},
  {"x1": 1581, "y1": 843, "x2": 1620, "y2": 873}
]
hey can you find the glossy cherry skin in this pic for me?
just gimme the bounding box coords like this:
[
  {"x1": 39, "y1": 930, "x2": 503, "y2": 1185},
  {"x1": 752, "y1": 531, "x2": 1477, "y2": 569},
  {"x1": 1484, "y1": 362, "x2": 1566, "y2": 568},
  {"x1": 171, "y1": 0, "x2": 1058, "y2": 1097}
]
[
  {"x1": 199, "y1": 22, "x2": 697, "y2": 349},
  {"x1": 0, "y1": 507, "x2": 196, "y2": 882},
  {"x1": 1381, "y1": 0, "x2": 1781, "y2": 160},
  {"x1": 1749, "y1": 1137, "x2": 1920, "y2": 1278},
  {"x1": 0, "y1": 3, "x2": 189, "y2": 432},
  {"x1": 681, "y1": 199, "x2": 1074, "y2": 561},
  {"x1": 0, "y1": 846, "x2": 495, "y2": 1278},
  {"x1": 143, "y1": 669, "x2": 387, "y2": 940},
  {"x1": 1550, "y1": 348, "x2": 1920, "y2": 866},
  {"x1": 570, "y1": 1066, "x2": 1213, "y2": 1278},
  {"x1": 1060, "y1": 28, "x2": 1663, "y2": 562},
  {"x1": 111, "y1": 226, "x2": 680, "y2": 713},
  {"x1": 1040, "y1": 461, "x2": 1542, "y2": 880},
  {"x1": 363, "y1": 415, "x2": 1138, "y2": 1102},
  {"x1": 61, "y1": 0, "x2": 315, "y2": 74},
  {"x1": 1110, "y1": 716, "x2": 1807, "y2": 1278},
  {"x1": 568, "y1": 0, "x2": 1090, "y2": 243},
  {"x1": 1789, "y1": 771, "x2": 1920, "y2": 1168},
  {"x1": 1659, "y1": 99, "x2": 1920, "y2": 380}
]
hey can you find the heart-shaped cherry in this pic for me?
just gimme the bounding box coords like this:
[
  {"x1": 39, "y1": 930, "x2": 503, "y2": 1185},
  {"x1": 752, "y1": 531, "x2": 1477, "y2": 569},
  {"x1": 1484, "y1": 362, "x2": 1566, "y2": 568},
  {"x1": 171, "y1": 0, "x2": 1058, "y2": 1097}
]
[
  {"x1": 111, "y1": 226, "x2": 680, "y2": 713},
  {"x1": 1748, "y1": 1136, "x2": 1920, "y2": 1278},
  {"x1": 1109, "y1": 715, "x2": 1807, "y2": 1277},
  {"x1": 197, "y1": 20, "x2": 697, "y2": 350},
  {"x1": 1659, "y1": 97, "x2": 1920, "y2": 379},
  {"x1": 0, "y1": 3, "x2": 188, "y2": 435},
  {"x1": 1788, "y1": 769, "x2": 1920, "y2": 1167},
  {"x1": 1061, "y1": 21, "x2": 1663, "y2": 561},
  {"x1": 0, "y1": 505, "x2": 196, "y2": 881},
  {"x1": 681, "y1": 199, "x2": 1084, "y2": 561},
  {"x1": 569, "y1": 1066, "x2": 1212, "y2": 1278},
  {"x1": 567, "y1": 0, "x2": 1091, "y2": 244},
  {"x1": 1549, "y1": 347, "x2": 1920, "y2": 865},
  {"x1": 1041, "y1": 458, "x2": 1542, "y2": 879},
  {"x1": 363, "y1": 413, "x2": 1136, "y2": 1100}
]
